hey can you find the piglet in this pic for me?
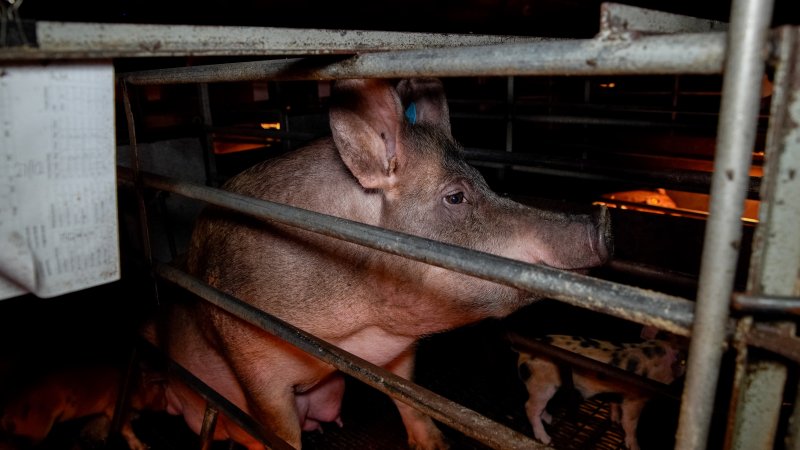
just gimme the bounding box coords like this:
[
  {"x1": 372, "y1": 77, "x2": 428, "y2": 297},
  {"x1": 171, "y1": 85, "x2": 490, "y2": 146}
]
[
  {"x1": 511, "y1": 333, "x2": 685, "y2": 450},
  {"x1": 0, "y1": 364, "x2": 167, "y2": 450}
]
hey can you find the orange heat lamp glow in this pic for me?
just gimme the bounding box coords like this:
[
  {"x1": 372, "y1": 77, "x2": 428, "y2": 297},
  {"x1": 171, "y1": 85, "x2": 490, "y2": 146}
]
[
  {"x1": 260, "y1": 122, "x2": 281, "y2": 130},
  {"x1": 599, "y1": 82, "x2": 616, "y2": 88}
]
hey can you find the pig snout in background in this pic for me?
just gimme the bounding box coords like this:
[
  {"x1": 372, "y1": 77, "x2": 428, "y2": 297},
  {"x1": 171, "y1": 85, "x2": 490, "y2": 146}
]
[
  {"x1": 159, "y1": 77, "x2": 612, "y2": 449},
  {"x1": 0, "y1": 363, "x2": 167, "y2": 450},
  {"x1": 510, "y1": 332, "x2": 686, "y2": 450}
]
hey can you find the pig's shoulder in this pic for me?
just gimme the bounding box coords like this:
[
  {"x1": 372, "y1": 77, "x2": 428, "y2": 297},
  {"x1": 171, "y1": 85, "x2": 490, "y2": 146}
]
[{"x1": 223, "y1": 138, "x2": 345, "y2": 199}]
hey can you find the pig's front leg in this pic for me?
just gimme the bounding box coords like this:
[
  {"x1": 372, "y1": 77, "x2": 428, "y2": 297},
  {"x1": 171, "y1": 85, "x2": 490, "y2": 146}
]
[
  {"x1": 235, "y1": 370, "x2": 302, "y2": 448},
  {"x1": 212, "y1": 326, "x2": 306, "y2": 449},
  {"x1": 387, "y1": 348, "x2": 449, "y2": 450},
  {"x1": 619, "y1": 398, "x2": 646, "y2": 450}
]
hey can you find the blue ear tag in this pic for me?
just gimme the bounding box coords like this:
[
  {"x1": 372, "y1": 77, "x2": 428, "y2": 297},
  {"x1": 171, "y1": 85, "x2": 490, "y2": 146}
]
[{"x1": 405, "y1": 102, "x2": 417, "y2": 124}]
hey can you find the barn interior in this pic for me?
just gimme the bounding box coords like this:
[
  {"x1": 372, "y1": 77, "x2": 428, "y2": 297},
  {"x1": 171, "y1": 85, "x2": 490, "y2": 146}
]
[{"x1": 1, "y1": 1, "x2": 799, "y2": 449}]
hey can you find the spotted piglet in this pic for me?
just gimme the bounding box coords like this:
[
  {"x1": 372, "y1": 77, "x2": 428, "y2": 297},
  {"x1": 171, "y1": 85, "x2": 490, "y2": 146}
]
[{"x1": 511, "y1": 332, "x2": 685, "y2": 450}]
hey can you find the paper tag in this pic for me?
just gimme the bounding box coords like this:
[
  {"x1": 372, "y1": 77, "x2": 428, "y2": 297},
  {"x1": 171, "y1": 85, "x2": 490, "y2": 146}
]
[{"x1": 0, "y1": 63, "x2": 120, "y2": 299}]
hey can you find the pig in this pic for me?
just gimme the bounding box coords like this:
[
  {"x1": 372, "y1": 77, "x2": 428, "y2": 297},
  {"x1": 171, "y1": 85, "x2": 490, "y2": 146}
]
[
  {"x1": 511, "y1": 333, "x2": 686, "y2": 450},
  {"x1": 161, "y1": 77, "x2": 612, "y2": 450},
  {"x1": 0, "y1": 363, "x2": 167, "y2": 450}
]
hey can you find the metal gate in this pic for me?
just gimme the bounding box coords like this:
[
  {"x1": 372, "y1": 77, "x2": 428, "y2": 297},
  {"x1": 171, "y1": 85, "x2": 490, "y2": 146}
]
[{"x1": 2, "y1": 0, "x2": 798, "y2": 448}]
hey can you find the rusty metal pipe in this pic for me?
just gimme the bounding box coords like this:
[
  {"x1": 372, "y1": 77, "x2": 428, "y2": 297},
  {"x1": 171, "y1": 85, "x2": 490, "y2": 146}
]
[
  {"x1": 675, "y1": 0, "x2": 775, "y2": 448},
  {"x1": 119, "y1": 32, "x2": 728, "y2": 86}
]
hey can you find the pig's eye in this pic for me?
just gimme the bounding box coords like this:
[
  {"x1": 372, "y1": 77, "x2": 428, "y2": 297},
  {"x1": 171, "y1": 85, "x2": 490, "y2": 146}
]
[{"x1": 444, "y1": 192, "x2": 465, "y2": 205}]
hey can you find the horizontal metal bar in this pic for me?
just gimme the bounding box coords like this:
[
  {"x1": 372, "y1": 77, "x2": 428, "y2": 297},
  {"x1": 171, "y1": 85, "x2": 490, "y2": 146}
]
[
  {"x1": 117, "y1": 166, "x2": 696, "y2": 336},
  {"x1": 451, "y1": 112, "x2": 699, "y2": 128},
  {"x1": 462, "y1": 147, "x2": 761, "y2": 197},
  {"x1": 154, "y1": 263, "x2": 546, "y2": 450},
  {"x1": 209, "y1": 126, "x2": 319, "y2": 141},
  {"x1": 2, "y1": 21, "x2": 537, "y2": 60},
  {"x1": 606, "y1": 259, "x2": 698, "y2": 290},
  {"x1": 506, "y1": 333, "x2": 682, "y2": 401},
  {"x1": 732, "y1": 294, "x2": 800, "y2": 315},
  {"x1": 118, "y1": 32, "x2": 727, "y2": 85}
]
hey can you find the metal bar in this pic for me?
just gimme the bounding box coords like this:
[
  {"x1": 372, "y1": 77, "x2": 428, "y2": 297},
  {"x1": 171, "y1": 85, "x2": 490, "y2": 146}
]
[
  {"x1": 155, "y1": 192, "x2": 179, "y2": 261},
  {"x1": 732, "y1": 294, "x2": 800, "y2": 314},
  {"x1": 119, "y1": 32, "x2": 729, "y2": 86},
  {"x1": 506, "y1": 333, "x2": 682, "y2": 401},
  {"x1": 461, "y1": 147, "x2": 761, "y2": 197},
  {"x1": 198, "y1": 83, "x2": 219, "y2": 187},
  {"x1": 743, "y1": 25, "x2": 800, "y2": 450},
  {"x1": 121, "y1": 80, "x2": 161, "y2": 302},
  {"x1": 209, "y1": 126, "x2": 318, "y2": 141},
  {"x1": 722, "y1": 317, "x2": 752, "y2": 449},
  {"x1": 199, "y1": 405, "x2": 220, "y2": 450},
  {"x1": 745, "y1": 325, "x2": 800, "y2": 366},
  {"x1": 452, "y1": 111, "x2": 701, "y2": 128},
  {"x1": 109, "y1": 345, "x2": 138, "y2": 437},
  {"x1": 747, "y1": 26, "x2": 800, "y2": 304},
  {"x1": 725, "y1": 318, "x2": 791, "y2": 450},
  {"x1": 117, "y1": 166, "x2": 698, "y2": 337},
  {"x1": 1, "y1": 21, "x2": 538, "y2": 60},
  {"x1": 605, "y1": 260, "x2": 698, "y2": 291},
  {"x1": 674, "y1": 0, "x2": 774, "y2": 448},
  {"x1": 154, "y1": 263, "x2": 547, "y2": 450}
]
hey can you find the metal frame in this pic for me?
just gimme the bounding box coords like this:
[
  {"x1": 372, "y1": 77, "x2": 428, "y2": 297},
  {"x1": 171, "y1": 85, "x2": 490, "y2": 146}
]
[{"x1": 5, "y1": 1, "x2": 799, "y2": 448}]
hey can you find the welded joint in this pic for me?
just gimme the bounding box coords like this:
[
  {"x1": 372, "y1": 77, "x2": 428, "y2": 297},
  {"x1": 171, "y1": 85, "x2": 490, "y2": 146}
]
[
  {"x1": 598, "y1": 2, "x2": 728, "y2": 41},
  {"x1": 744, "y1": 322, "x2": 800, "y2": 365}
]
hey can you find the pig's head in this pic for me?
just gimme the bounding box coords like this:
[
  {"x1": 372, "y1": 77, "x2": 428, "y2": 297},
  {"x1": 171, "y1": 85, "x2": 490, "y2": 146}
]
[{"x1": 330, "y1": 78, "x2": 612, "y2": 320}]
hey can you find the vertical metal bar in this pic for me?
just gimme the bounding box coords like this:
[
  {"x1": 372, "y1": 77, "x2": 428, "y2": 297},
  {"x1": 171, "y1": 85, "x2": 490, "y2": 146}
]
[
  {"x1": 725, "y1": 318, "x2": 788, "y2": 450},
  {"x1": 501, "y1": 76, "x2": 515, "y2": 184},
  {"x1": 110, "y1": 345, "x2": 138, "y2": 437},
  {"x1": 122, "y1": 80, "x2": 160, "y2": 301},
  {"x1": 671, "y1": 76, "x2": 680, "y2": 123},
  {"x1": 723, "y1": 317, "x2": 752, "y2": 449},
  {"x1": 199, "y1": 404, "x2": 220, "y2": 450},
  {"x1": 752, "y1": 26, "x2": 800, "y2": 450},
  {"x1": 728, "y1": 340, "x2": 788, "y2": 450},
  {"x1": 728, "y1": 25, "x2": 800, "y2": 450},
  {"x1": 674, "y1": 0, "x2": 774, "y2": 448},
  {"x1": 155, "y1": 192, "x2": 178, "y2": 260},
  {"x1": 198, "y1": 83, "x2": 219, "y2": 187}
]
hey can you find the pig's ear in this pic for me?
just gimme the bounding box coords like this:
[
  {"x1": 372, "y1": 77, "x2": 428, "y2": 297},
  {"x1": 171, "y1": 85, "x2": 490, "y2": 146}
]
[
  {"x1": 396, "y1": 78, "x2": 452, "y2": 137},
  {"x1": 330, "y1": 78, "x2": 404, "y2": 190}
]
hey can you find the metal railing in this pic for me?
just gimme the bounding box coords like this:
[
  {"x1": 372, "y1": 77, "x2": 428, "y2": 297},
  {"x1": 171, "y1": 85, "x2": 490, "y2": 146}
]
[{"x1": 7, "y1": 1, "x2": 793, "y2": 448}]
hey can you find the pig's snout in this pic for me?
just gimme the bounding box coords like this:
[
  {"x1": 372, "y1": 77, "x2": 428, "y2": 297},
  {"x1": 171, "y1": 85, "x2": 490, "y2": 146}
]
[{"x1": 522, "y1": 205, "x2": 613, "y2": 271}]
